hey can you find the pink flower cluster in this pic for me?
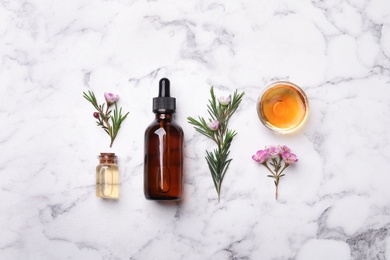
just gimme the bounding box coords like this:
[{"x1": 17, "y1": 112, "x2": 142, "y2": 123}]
[{"x1": 252, "y1": 145, "x2": 298, "y2": 165}]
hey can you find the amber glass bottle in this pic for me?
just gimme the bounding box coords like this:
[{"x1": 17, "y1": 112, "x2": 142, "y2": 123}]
[{"x1": 144, "y1": 78, "x2": 184, "y2": 200}]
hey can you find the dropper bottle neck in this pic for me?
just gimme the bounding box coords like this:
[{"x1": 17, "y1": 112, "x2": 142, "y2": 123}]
[{"x1": 155, "y1": 112, "x2": 173, "y2": 120}]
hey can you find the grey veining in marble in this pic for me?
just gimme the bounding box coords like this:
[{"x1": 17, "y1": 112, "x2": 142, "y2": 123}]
[{"x1": 1, "y1": 0, "x2": 390, "y2": 259}]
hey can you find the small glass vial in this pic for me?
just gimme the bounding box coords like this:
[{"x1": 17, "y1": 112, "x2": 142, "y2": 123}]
[{"x1": 96, "y1": 153, "x2": 119, "y2": 199}]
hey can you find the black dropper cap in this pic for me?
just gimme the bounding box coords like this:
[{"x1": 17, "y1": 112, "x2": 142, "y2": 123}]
[{"x1": 153, "y1": 78, "x2": 176, "y2": 113}]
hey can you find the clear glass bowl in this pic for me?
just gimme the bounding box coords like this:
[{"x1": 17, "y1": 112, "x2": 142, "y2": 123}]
[{"x1": 257, "y1": 81, "x2": 309, "y2": 134}]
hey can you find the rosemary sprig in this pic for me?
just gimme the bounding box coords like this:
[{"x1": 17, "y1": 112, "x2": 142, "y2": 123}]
[
  {"x1": 188, "y1": 87, "x2": 245, "y2": 202},
  {"x1": 83, "y1": 90, "x2": 129, "y2": 148}
]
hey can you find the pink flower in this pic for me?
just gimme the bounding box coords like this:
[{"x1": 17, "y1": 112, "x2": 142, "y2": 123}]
[
  {"x1": 218, "y1": 96, "x2": 231, "y2": 106},
  {"x1": 207, "y1": 120, "x2": 220, "y2": 131},
  {"x1": 104, "y1": 92, "x2": 119, "y2": 104},
  {"x1": 93, "y1": 112, "x2": 99, "y2": 119},
  {"x1": 279, "y1": 145, "x2": 290, "y2": 154},
  {"x1": 252, "y1": 150, "x2": 268, "y2": 163},
  {"x1": 282, "y1": 152, "x2": 298, "y2": 164},
  {"x1": 266, "y1": 145, "x2": 281, "y2": 158}
]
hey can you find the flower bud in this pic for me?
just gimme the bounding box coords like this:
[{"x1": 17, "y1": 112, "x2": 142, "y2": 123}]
[
  {"x1": 207, "y1": 120, "x2": 220, "y2": 131},
  {"x1": 93, "y1": 112, "x2": 99, "y2": 119},
  {"x1": 218, "y1": 96, "x2": 231, "y2": 106}
]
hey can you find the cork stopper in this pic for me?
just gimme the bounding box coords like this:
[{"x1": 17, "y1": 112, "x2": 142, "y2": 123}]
[{"x1": 98, "y1": 153, "x2": 117, "y2": 164}]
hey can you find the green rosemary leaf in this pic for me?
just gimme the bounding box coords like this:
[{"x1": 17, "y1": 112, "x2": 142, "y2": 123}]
[
  {"x1": 110, "y1": 103, "x2": 129, "y2": 143},
  {"x1": 205, "y1": 151, "x2": 220, "y2": 191},
  {"x1": 188, "y1": 116, "x2": 217, "y2": 141},
  {"x1": 205, "y1": 153, "x2": 217, "y2": 176},
  {"x1": 207, "y1": 105, "x2": 216, "y2": 121},
  {"x1": 82, "y1": 92, "x2": 92, "y2": 103},
  {"x1": 83, "y1": 91, "x2": 100, "y2": 111},
  {"x1": 227, "y1": 90, "x2": 245, "y2": 121},
  {"x1": 121, "y1": 112, "x2": 129, "y2": 122},
  {"x1": 209, "y1": 89, "x2": 221, "y2": 126},
  {"x1": 220, "y1": 158, "x2": 232, "y2": 183},
  {"x1": 197, "y1": 129, "x2": 213, "y2": 140}
]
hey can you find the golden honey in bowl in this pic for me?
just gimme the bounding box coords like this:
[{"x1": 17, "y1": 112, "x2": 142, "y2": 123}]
[{"x1": 257, "y1": 81, "x2": 309, "y2": 133}]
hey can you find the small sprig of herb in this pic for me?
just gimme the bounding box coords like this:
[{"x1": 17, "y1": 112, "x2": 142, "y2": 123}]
[
  {"x1": 188, "y1": 87, "x2": 245, "y2": 202},
  {"x1": 83, "y1": 91, "x2": 129, "y2": 148}
]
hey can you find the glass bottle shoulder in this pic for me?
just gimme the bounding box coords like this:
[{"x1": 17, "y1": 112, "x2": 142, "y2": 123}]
[{"x1": 145, "y1": 114, "x2": 183, "y2": 133}]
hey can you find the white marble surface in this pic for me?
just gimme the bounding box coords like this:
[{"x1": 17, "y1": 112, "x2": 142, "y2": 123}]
[{"x1": 1, "y1": 0, "x2": 390, "y2": 259}]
